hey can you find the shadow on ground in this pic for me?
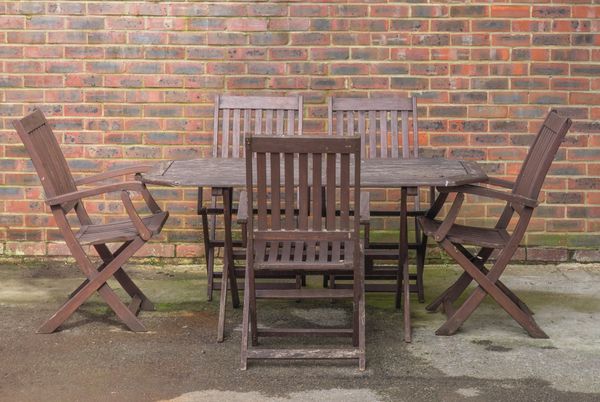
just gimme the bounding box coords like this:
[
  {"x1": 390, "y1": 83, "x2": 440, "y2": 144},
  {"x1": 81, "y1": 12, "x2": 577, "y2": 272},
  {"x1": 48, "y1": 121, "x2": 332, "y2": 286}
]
[{"x1": 1, "y1": 260, "x2": 599, "y2": 401}]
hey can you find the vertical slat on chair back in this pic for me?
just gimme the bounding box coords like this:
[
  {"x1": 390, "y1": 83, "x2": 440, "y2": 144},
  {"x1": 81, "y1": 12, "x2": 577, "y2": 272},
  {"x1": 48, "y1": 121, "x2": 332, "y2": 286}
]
[
  {"x1": 12, "y1": 109, "x2": 77, "y2": 199},
  {"x1": 328, "y1": 97, "x2": 418, "y2": 160},
  {"x1": 214, "y1": 95, "x2": 303, "y2": 158},
  {"x1": 246, "y1": 136, "x2": 361, "y2": 261},
  {"x1": 513, "y1": 110, "x2": 572, "y2": 201}
]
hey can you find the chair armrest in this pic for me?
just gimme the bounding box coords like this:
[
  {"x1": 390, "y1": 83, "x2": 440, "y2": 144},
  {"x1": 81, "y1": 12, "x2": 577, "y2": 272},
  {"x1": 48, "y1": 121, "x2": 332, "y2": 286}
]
[
  {"x1": 486, "y1": 177, "x2": 515, "y2": 189},
  {"x1": 237, "y1": 190, "x2": 248, "y2": 224},
  {"x1": 359, "y1": 191, "x2": 370, "y2": 225},
  {"x1": 437, "y1": 184, "x2": 538, "y2": 208},
  {"x1": 74, "y1": 164, "x2": 154, "y2": 186},
  {"x1": 45, "y1": 181, "x2": 147, "y2": 207}
]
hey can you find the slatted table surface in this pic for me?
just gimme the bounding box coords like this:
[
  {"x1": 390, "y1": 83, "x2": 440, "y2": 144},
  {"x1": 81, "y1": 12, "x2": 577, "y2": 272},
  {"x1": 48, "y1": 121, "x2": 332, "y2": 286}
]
[
  {"x1": 142, "y1": 158, "x2": 487, "y2": 188},
  {"x1": 141, "y1": 156, "x2": 487, "y2": 344}
]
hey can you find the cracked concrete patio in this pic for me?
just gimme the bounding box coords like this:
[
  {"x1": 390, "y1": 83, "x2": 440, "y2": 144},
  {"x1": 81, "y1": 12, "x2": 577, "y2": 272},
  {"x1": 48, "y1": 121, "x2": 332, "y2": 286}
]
[{"x1": 1, "y1": 260, "x2": 599, "y2": 401}]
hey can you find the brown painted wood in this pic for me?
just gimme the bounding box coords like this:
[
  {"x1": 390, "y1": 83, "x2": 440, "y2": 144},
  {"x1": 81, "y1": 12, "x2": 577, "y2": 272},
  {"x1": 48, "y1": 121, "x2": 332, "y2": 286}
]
[
  {"x1": 241, "y1": 135, "x2": 365, "y2": 370},
  {"x1": 419, "y1": 110, "x2": 571, "y2": 338},
  {"x1": 201, "y1": 95, "x2": 304, "y2": 341},
  {"x1": 329, "y1": 96, "x2": 427, "y2": 308},
  {"x1": 143, "y1": 158, "x2": 486, "y2": 188},
  {"x1": 13, "y1": 109, "x2": 169, "y2": 333}
]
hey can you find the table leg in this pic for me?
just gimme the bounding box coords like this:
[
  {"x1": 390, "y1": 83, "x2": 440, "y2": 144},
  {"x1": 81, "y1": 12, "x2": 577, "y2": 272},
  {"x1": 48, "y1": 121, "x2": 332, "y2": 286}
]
[
  {"x1": 398, "y1": 187, "x2": 411, "y2": 343},
  {"x1": 223, "y1": 187, "x2": 240, "y2": 308},
  {"x1": 216, "y1": 187, "x2": 240, "y2": 343}
]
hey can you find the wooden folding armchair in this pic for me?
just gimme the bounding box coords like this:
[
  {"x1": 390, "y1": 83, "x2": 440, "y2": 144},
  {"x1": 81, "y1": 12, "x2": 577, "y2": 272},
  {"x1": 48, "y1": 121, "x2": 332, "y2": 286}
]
[
  {"x1": 240, "y1": 136, "x2": 366, "y2": 370},
  {"x1": 418, "y1": 110, "x2": 571, "y2": 337},
  {"x1": 328, "y1": 96, "x2": 430, "y2": 303},
  {"x1": 200, "y1": 94, "x2": 304, "y2": 303},
  {"x1": 13, "y1": 109, "x2": 169, "y2": 333}
]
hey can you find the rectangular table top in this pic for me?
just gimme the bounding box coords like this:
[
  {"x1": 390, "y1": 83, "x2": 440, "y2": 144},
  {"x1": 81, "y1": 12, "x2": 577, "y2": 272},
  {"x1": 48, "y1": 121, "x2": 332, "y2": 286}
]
[{"x1": 142, "y1": 157, "x2": 488, "y2": 189}]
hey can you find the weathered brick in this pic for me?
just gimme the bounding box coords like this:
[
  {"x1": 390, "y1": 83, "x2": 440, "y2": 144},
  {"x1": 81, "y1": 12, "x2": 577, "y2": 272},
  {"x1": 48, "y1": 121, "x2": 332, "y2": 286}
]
[{"x1": 491, "y1": 5, "x2": 530, "y2": 18}]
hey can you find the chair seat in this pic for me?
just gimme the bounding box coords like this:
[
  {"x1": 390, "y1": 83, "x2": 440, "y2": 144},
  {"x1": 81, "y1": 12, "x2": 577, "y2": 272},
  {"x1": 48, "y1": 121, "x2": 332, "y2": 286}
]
[
  {"x1": 76, "y1": 211, "x2": 169, "y2": 245},
  {"x1": 418, "y1": 216, "x2": 510, "y2": 249},
  {"x1": 254, "y1": 240, "x2": 355, "y2": 271}
]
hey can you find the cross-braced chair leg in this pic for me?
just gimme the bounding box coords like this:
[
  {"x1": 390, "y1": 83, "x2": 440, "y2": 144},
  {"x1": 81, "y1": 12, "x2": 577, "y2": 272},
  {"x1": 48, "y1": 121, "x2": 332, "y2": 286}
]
[
  {"x1": 434, "y1": 239, "x2": 547, "y2": 338},
  {"x1": 38, "y1": 238, "x2": 149, "y2": 334}
]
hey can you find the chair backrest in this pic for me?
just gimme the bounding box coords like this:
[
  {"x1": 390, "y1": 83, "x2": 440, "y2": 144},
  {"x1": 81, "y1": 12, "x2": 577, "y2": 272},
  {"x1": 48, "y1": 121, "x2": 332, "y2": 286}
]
[
  {"x1": 328, "y1": 96, "x2": 419, "y2": 160},
  {"x1": 245, "y1": 136, "x2": 361, "y2": 260},
  {"x1": 513, "y1": 110, "x2": 572, "y2": 201},
  {"x1": 213, "y1": 94, "x2": 303, "y2": 158},
  {"x1": 12, "y1": 109, "x2": 77, "y2": 199}
]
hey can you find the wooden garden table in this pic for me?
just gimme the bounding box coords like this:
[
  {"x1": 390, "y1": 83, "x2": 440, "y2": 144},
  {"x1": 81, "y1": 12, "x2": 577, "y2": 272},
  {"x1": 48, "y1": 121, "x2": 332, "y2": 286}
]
[{"x1": 142, "y1": 157, "x2": 487, "y2": 342}]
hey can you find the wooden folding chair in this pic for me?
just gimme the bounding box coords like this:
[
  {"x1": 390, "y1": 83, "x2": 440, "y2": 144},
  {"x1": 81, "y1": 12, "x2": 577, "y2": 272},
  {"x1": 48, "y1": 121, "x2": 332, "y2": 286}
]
[
  {"x1": 13, "y1": 109, "x2": 169, "y2": 333},
  {"x1": 200, "y1": 95, "x2": 304, "y2": 342},
  {"x1": 200, "y1": 95, "x2": 304, "y2": 301},
  {"x1": 418, "y1": 110, "x2": 571, "y2": 337},
  {"x1": 328, "y1": 96, "x2": 431, "y2": 303},
  {"x1": 240, "y1": 136, "x2": 366, "y2": 370}
]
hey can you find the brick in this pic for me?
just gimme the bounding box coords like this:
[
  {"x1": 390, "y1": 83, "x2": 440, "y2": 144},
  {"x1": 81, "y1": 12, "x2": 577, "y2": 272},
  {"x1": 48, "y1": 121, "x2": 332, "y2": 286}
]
[
  {"x1": 412, "y1": 34, "x2": 449, "y2": 46},
  {"x1": 491, "y1": 34, "x2": 530, "y2": 47},
  {"x1": 551, "y1": 78, "x2": 589, "y2": 91},
  {"x1": 311, "y1": 48, "x2": 349, "y2": 61},
  {"x1": 129, "y1": 32, "x2": 167, "y2": 45},
  {"x1": 310, "y1": 78, "x2": 346, "y2": 90},
  {"x1": 26, "y1": 16, "x2": 64, "y2": 29},
  {"x1": 352, "y1": 48, "x2": 389, "y2": 61},
  {"x1": 188, "y1": 18, "x2": 225, "y2": 31},
  {"x1": 390, "y1": 20, "x2": 428, "y2": 33},
  {"x1": 533, "y1": 6, "x2": 570, "y2": 18},
  {"x1": 432, "y1": 20, "x2": 468, "y2": 33},
  {"x1": 533, "y1": 34, "x2": 570, "y2": 46},
  {"x1": 7, "y1": 32, "x2": 45, "y2": 44},
  {"x1": 88, "y1": 31, "x2": 127, "y2": 44},
  {"x1": 529, "y1": 92, "x2": 568, "y2": 105},
  {"x1": 552, "y1": 49, "x2": 589, "y2": 62},
  {"x1": 471, "y1": 78, "x2": 508, "y2": 90},
  {"x1": 248, "y1": 4, "x2": 286, "y2": 17},
  {"x1": 226, "y1": 18, "x2": 267, "y2": 32},
  {"x1": 391, "y1": 48, "x2": 429, "y2": 62},
  {"x1": 331, "y1": 63, "x2": 369, "y2": 76},
  {"x1": 411, "y1": 6, "x2": 448, "y2": 18},
  {"x1": 371, "y1": 5, "x2": 409, "y2": 18},
  {"x1": 429, "y1": 106, "x2": 467, "y2": 118},
  {"x1": 473, "y1": 20, "x2": 510, "y2": 32},
  {"x1": 271, "y1": 77, "x2": 309, "y2": 89},
  {"x1": 291, "y1": 33, "x2": 329, "y2": 46},
  {"x1": 226, "y1": 76, "x2": 267, "y2": 89},
  {"x1": 390, "y1": 77, "x2": 428, "y2": 90},
  {"x1": 68, "y1": 17, "x2": 105, "y2": 30},
  {"x1": 350, "y1": 77, "x2": 388, "y2": 90},
  {"x1": 491, "y1": 5, "x2": 530, "y2": 18},
  {"x1": 269, "y1": 18, "x2": 311, "y2": 32},
  {"x1": 452, "y1": 34, "x2": 490, "y2": 47},
  {"x1": 310, "y1": 19, "x2": 349, "y2": 32},
  {"x1": 207, "y1": 32, "x2": 247, "y2": 46},
  {"x1": 145, "y1": 47, "x2": 185, "y2": 60},
  {"x1": 47, "y1": 31, "x2": 86, "y2": 44},
  {"x1": 527, "y1": 248, "x2": 568, "y2": 262},
  {"x1": 531, "y1": 63, "x2": 568, "y2": 76}
]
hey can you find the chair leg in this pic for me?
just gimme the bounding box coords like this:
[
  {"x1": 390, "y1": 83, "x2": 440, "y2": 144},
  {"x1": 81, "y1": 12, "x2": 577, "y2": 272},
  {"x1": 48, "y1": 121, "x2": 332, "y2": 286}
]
[
  {"x1": 38, "y1": 238, "x2": 147, "y2": 334},
  {"x1": 426, "y1": 271, "x2": 473, "y2": 312},
  {"x1": 436, "y1": 240, "x2": 548, "y2": 338},
  {"x1": 217, "y1": 258, "x2": 229, "y2": 343},
  {"x1": 206, "y1": 246, "x2": 215, "y2": 301},
  {"x1": 416, "y1": 234, "x2": 427, "y2": 303},
  {"x1": 240, "y1": 272, "x2": 251, "y2": 370}
]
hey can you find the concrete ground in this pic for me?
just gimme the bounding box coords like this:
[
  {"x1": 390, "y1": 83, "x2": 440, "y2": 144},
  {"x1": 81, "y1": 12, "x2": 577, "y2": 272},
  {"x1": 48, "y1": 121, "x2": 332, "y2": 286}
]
[{"x1": 1, "y1": 260, "x2": 599, "y2": 402}]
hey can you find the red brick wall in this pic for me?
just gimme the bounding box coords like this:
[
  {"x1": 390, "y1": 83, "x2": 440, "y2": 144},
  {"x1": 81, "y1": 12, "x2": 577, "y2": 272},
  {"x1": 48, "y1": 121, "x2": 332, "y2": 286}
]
[{"x1": 1, "y1": 1, "x2": 599, "y2": 261}]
